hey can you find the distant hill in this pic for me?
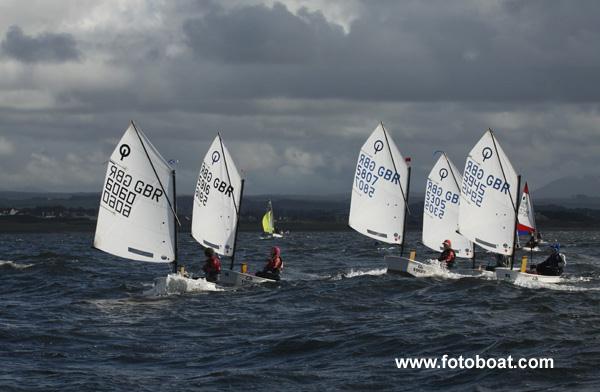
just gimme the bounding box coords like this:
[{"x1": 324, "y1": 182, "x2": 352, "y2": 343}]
[{"x1": 534, "y1": 175, "x2": 600, "y2": 199}]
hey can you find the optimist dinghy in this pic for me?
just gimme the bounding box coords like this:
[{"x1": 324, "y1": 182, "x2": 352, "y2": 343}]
[
  {"x1": 388, "y1": 153, "x2": 494, "y2": 277},
  {"x1": 260, "y1": 200, "x2": 283, "y2": 239},
  {"x1": 93, "y1": 122, "x2": 218, "y2": 295},
  {"x1": 190, "y1": 135, "x2": 278, "y2": 287}
]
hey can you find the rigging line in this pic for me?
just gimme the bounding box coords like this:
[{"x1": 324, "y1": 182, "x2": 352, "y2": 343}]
[
  {"x1": 131, "y1": 121, "x2": 181, "y2": 227},
  {"x1": 217, "y1": 133, "x2": 240, "y2": 215},
  {"x1": 380, "y1": 122, "x2": 411, "y2": 215},
  {"x1": 488, "y1": 128, "x2": 518, "y2": 213}
]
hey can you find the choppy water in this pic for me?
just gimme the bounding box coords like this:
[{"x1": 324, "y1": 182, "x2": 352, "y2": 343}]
[{"x1": 1, "y1": 230, "x2": 600, "y2": 391}]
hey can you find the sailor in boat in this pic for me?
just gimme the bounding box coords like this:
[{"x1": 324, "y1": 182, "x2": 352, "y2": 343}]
[
  {"x1": 202, "y1": 248, "x2": 221, "y2": 283},
  {"x1": 438, "y1": 240, "x2": 456, "y2": 269},
  {"x1": 525, "y1": 232, "x2": 539, "y2": 249},
  {"x1": 256, "y1": 246, "x2": 283, "y2": 281},
  {"x1": 529, "y1": 243, "x2": 566, "y2": 276}
]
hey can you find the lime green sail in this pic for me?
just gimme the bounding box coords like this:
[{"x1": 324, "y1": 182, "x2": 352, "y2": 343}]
[{"x1": 262, "y1": 201, "x2": 275, "y2": 234}]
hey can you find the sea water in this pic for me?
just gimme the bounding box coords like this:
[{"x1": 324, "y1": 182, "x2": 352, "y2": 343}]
[{"x1": 1, "y1": 230, "x2": 599, "y2": 391}]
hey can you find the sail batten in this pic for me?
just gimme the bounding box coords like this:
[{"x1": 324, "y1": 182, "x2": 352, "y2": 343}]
[
  {"x1": 94, "y1": 123, "x2": 176, "y2": 263},
  {"x1": 349, "y1": 124, "x2": 409, "y2": 244},
  {"x1": 422, "y1": 154, "x2": 473, "y2": 258},
  {"x1": 191, "y1": 135, "x2": 242, "y2": 257},
  {"x1": 458, "y1": 130, "x2": 519, "y2": 255}
]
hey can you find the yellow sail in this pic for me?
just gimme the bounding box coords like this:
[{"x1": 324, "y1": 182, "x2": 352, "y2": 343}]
[{"x1": 262, "y1": 210, "x2": 274, "y2": 234}]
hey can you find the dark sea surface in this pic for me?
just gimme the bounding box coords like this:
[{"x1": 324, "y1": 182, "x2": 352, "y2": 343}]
[{"x1": 1, "y1": 230, "x2": 600, "y2": 391}]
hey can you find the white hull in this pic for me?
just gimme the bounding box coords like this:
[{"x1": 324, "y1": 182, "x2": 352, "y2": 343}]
[
  {"x1": 260, "y1": 233, "x2": 284, "y2": 240},
  {"x1": 385, "y1": 256, "x2": 493, "y2": 278},
  {"x1": 219, "y1": 269, "x2": 277, "y2": 287},
  {"x1": 146, "y1": 273, "x2": 220, "y2": 296},
  {"x1": 495, "y1": 267, "x2": 561, "y2": 284}
]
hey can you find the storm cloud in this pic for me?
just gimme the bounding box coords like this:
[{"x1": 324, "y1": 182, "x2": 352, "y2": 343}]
[
  {"x1": 1, "y1": 25, "x2": 81, "y2": 63},
  {"x1": 0, "y1": 0, "x2": 599, "y2": 196}
]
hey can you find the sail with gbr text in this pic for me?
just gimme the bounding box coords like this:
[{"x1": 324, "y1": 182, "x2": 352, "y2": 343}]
[
  {"x1": 94, "y1": 122, "x2": 176, "y2": 263},
  {"x1": 192, "y1": 135, "x2": 242, "y2": 257},
  {"x1": 458, "y1": 130, "x2": 519, "y2": 255},
  {"x1": 422, "y1": 154, "x2": 473, "y2": 258},
  {"x1": 349, "y1": 123, "x2": 409, "y2": 244}
]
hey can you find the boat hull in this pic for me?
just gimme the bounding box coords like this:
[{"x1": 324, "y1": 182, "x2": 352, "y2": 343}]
[
  {"x1": 219, "y1": 269, "x2": 277, "y2": 286},
  {"x1": 494, "y1": 267, "x2": 561, "y2": 284},
  {"x1": 385, "y1": 256, "x2": 494, "y2": 278}
]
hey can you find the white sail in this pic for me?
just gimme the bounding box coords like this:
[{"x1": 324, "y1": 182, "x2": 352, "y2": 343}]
[
  {"x1": 422, "y1": 154, "x2": 473, "y2": 258},
  {"x1": 192, "y1": 135, "x2": 242, "y2": 257},
  {"x1": 94, "y1": 122, "x2": 176, "y2": 263},
  {"x1": 458, "y1": 130, "x2": 519, "y2": 255},
  {"x1": 517, "y1": 182, "x2": 536, "y2": 234},
  {"x1": 349, "y1": 123, "x2": 409, "y2": 244}
]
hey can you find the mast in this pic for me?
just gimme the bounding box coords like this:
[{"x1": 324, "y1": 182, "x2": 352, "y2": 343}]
[
  {"x1": 510, "y1": 175, "x2": 522, "y2": 270},
  {"x1": 230, "y1": 179, "x2": 245, "y2": 270},
  {"x1": 400, "y1": 160, "x2": 412, "y2": 257},
  {"x1": 171, "y1": 169, "x2": 178, "y2": 273}
]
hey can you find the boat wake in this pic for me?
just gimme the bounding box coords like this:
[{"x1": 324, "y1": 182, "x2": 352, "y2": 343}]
[
  {"x1": 143, "y1": 274, "x2": 224, "y2": 296},
  {"x1": 330, "y1": 267, "x2": 387, "y2": 280},
  {"x1": 514, "y1": 279, "x2": 600, "y2": 291},
  {"x1": 0, "y1": 260, "x2": 33, "y2": 270}
]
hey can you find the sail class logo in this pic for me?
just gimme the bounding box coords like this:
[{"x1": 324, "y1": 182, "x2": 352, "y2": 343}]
[
  {"x1": 119, "y1": 144, "x2": 130, "y2": 161},
  {"x1": 482, "y1": 147, "x2": 493, "y2": 162},
  {"x1": 439, "y1": 168, "x2": 448, "y2": 181},
  {"x1": 373, "y1": 140, "x2": 384, "y2": 154}
]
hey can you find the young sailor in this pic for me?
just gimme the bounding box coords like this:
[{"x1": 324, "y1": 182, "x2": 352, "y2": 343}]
[
  {"x1": 533, "y1": 243, "x2": 566, "y2": 276},
  {"x1": 256, "y1": 246, "x2": 283, "y2": 281},
  {"x1": 525, "y1": 232, "x2": 539, "y2": 249},
  {"x1": 438, "y1": 240, "x2": 456, "y2": 269},
  {"x1": 202, "y1": 248, "x2": 221, "y2": 283}
]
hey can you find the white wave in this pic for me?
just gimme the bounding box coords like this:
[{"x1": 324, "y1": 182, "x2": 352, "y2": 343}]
[
  {"x1": 143, "y1": 273, "x2": 224, "y2": 296},
  {"x1": 331, "y1": 267, "x2": 387, "y2": 280},
  {"x1": 513, "y1": 279, "x2": 600, "y2": 292},
  {"x1": 0, "y1": 260, "x2": 33, "y2": 269}
]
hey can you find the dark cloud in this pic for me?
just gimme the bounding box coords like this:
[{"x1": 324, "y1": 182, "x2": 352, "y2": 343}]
[
  {"x1": 1, "y1": 25, "x2": 81, "y2": 63},
  {"x1": 183, "y1": 3, "x2": 345, "y2": 64},
  {"x1": 177, "y1": 1, "x2": 600, "y2": 102},
  {"x1": 1, "y1": 1, "x2": 600, "y2": 195}
]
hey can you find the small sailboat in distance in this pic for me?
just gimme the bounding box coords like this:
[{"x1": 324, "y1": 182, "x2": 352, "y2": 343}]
[
  {"x1": 516, "y1": 182, "x2": 540, "y2": 252},
  {"x1": 347, "y1": 122, "x2": 412, "y2": 272},
  {"x1": 261, "y1": 200, "x2": 283, "y2": 239}
]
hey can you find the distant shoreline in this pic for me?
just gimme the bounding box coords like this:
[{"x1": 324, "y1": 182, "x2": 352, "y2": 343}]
[{"x1": 1, "y1": 216, "x2": 599, "y2": 233}]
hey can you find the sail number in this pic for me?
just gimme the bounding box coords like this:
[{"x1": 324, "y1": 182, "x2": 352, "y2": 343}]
[
  {"x1": 196, "y1": 162, "x2": 236, "y2": 206},
  {"x1": 424, "y1": 179, "x2": 459, "y2": 219},
  {"x1": 462, "y1": 159, "x2": 511, "y2": 207},
  {"x1": 102, "y1": 163, "x2": 165, "y2": 218},
  {"x1": 355, "y1": 153, "x2": 403, "y2": 198}
]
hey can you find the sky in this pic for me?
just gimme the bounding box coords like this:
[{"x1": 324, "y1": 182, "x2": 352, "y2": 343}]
[{"x1": 1, "y1": 0, "x2": 599, "y2": 196}]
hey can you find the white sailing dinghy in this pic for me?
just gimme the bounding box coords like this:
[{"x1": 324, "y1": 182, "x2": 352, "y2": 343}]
[
  {"x1": 260, "y1": 200, "x2": 283, "y2": 239},
  {"x1": 455, "y1": 129, "x2": 560, "y2": 284},
  {"x1": 516, "y1": 182, "x2": 540, "y2": 252},
  {"x1": 192, "y1": 135, "x2": 276, "y2": 287},
  {"x1": 347, "y1": 123, "x2": 412, "y2": 273},
  {"x1": 93, "y1": 122, "x2": 215, "y2": 295},
  {"x1": 391, "y1": 153, "x2": 485, "y2": 277}
]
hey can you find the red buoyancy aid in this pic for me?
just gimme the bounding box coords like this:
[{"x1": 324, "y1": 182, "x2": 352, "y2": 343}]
[
  {"x1": 203, "y1": 255, "x2": 221, "y2": 273},
  {"x1": 266, "y1": 246, "x2": 283, "y2": 271}
]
